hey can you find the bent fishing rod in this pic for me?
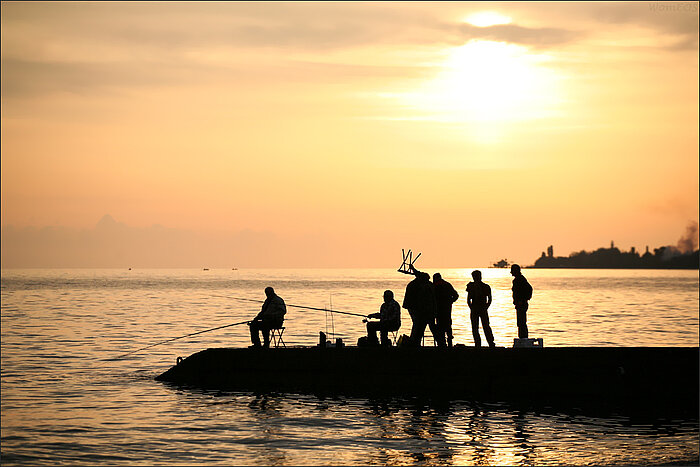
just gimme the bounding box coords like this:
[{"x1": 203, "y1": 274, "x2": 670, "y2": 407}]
[{"x1": 111, "y1": 298, "x2": 366, "y2": 360}]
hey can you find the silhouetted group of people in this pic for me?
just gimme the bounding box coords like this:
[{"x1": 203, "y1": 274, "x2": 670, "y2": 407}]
[
  {"x1": 247, "y1": 266, "x2": 532, "y2": 348},
  {"x1": 364, "y1": 264, "x2": 532, "y2": 348}
]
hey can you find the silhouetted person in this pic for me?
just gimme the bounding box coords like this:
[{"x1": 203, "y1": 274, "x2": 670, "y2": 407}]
[
  {"x1": 402, "y1": 267, "x2": 445, "y2": 347},
  {"x1": 363, "y1": 290, "x2": 401, "y2": 346},
  {"x1": 248, "y1": 287, "x2": 286, "y2": 348},
  {"x1": 466, "y1": 270, "x2": 495, "y2": 348},
  {"x1": 510, "y1": 264, "x2": 532, "y2": 339},
  {"x1": 433, "y1": 273, "x2": 459, "y2": 347}
]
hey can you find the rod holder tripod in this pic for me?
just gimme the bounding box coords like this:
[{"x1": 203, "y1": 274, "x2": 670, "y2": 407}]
[{"x1": 397, "y1": 248, "x2": 421, "y2": 275}]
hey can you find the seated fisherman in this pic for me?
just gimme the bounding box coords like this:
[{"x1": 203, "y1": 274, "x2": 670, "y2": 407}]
[
  {"x1": 363, "y1": 290, "x2": 401, "y2": 346},
  {"x1": 248, "y1": 287, "x2": 286, "y2": 348}
]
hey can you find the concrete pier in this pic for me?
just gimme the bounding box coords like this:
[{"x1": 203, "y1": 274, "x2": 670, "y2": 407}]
[{"x1": 156, "y1": 346, "x2": 698, "y2": 414}]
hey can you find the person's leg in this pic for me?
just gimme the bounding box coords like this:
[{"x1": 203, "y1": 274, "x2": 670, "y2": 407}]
[
  {"x1": 262, "y1": 324, "x2": 271, "y2": 347},
  {"x1": 470, "y1": 311, "x2": 482, "y2": 347},
  {"x1": 249, "y1": 321, "x2": 262, "y2": 347},
  {"x1": 516, "y1": 303, "x2": 529, "y2": 338},
  {"x1": 435, "y1": 310, "x2": 447, "y2": 346},
  {"x1": 434, "y1": 315, "x2": 445, "y2": 345},
  {"x1": 429, "y1": 318, "x2": 446, "y2": 347},
  {"x1": 367, "y1": 321, "x2": 381, "y2": 345},
  {"x1": 445, "y1": 313, "x2": 453, "y2": 348},
  {"x1": 379, "y1": 322, "x2": 391, "y2": 346},
  {"x1": 481, "y1": 310, "x2": 495, "y2": 347},
  {"x1": 410, "y1": 315, "x2": 427, "y2": 346}
]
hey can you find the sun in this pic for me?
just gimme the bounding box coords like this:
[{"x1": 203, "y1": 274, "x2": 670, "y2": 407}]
[{"x1": 396, "y1": 40, "x2": 563, "y2": 139}]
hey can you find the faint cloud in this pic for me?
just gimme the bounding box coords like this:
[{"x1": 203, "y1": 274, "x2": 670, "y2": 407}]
[
  {"x1": 450, "y1": 23, "x2": 583, "y2": 49},
  {"x1": 591, "y1": 1, "x2": 699, "y2": 50}
]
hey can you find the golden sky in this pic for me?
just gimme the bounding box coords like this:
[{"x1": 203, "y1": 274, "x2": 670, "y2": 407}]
[{"x1": 1, "y1": 2, "x2": 698, "y2": 267}]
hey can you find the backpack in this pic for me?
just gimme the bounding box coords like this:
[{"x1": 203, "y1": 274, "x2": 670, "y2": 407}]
[{"x1": 524, "y1": 280, "x2": 533, "y2": 300}]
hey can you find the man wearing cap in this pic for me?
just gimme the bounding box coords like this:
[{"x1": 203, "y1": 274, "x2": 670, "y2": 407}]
[
  {"x1": 248, "y1": 287, "x2": 287, "y2": 348},
  {"x1": 364, "y1": 290, "x2": 401, "y2": 346}
]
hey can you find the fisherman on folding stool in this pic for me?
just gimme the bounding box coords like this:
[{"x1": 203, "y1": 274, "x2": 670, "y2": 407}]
[
  {"x1": 248, "y1": 287, "x2": 286, "y2": 348},
  {"x1": 363, "y1": 290, "x2": 401, "y2": 346}
]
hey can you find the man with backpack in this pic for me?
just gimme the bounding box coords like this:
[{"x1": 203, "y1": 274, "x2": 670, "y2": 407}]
[{"x1": 510, "y1": 264, "x2": 533, "y2": 339}]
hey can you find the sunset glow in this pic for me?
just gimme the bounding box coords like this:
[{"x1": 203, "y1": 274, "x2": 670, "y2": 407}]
[
  {"x1": 1, "y1": 2, "x2": 698, "y2": 268},
  {"x1": 401, "y1": 40, "x2": 562, "y2": 127}
]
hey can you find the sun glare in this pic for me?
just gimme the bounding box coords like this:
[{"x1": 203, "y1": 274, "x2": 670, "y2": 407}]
[
  {"x1": 395, "y1": 40, "x2": 563, "y2": 142},
  {"x1": 464, "y1": 11, "x2": 512, "y2": 27}
]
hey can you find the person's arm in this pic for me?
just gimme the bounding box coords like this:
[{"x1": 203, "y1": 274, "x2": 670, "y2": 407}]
[
  {"x1": 466, "y1": 284, "x2": 473, "y2": 309},
  {"x1": 485, "y1": 285, "x2": 492, "y2": 309},
  {"x1": 255, "y1": 300, "x2": 269, "y2": 320},
  {"x1": 367, "y1": 312, "x2": 381, "y2": 319},
  {"x1": 402, "y1": 283, "x2": 413, "y2": 310}
]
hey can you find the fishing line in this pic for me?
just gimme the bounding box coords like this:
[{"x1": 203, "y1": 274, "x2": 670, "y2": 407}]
[
  {"x1": 110, "y1": 320, "x2": 251, "y2": 360},
  {"x1": 227, "y1": 296, "x2": 367, "y2": 318},
  {"x1": 109, "y1": 296, "x2": 367, "y2": 361}
]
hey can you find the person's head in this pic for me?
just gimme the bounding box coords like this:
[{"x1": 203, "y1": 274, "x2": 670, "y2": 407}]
[
  {"x1": 264, "y1": 286, "x2": 275, "y2": 298},
  {"x1": 418, "y1": 271, "x2": 430, "y2": 281},
  {"x1": 471, "y1": 270, "x2": 482, "y2": 281},
  {"x1": 433, "y1": 273, "x2": 442, "y2": 282},
  {"x1": 383, "y1": 290, "x2": 394, "y2": 303},
  {"x1": 510, "y1": 264, "x2": 521, "y2": 276}
]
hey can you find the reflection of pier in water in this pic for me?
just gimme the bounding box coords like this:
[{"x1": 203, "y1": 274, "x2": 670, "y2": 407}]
[{"x1": 172, "y1": 388, "x2": 698, "y2": 465}]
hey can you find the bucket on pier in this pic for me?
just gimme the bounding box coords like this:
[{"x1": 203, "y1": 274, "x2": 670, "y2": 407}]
[{"x1": 513, "y1": 337, "x2": 543, "y2": 348}]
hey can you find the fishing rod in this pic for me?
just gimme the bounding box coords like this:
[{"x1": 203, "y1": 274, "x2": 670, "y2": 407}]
[
  {"x1": 111, "y1": 298, "x2": 367, "y2": 361},
  {"x1": 111, "y1": 320, "x2": 251, "y2": 360},
  {"x1": 229, "y1": 296, "x2": 367, "y2": 318}
]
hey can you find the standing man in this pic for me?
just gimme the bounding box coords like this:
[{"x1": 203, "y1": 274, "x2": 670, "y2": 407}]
[
  {"x1": 466, "y1": 270, "x2": 495, "y2": 348},
  {"x1": 510, "y1": 264, "x2": 533, "y2": 339},
  {"x1": 433, "y1": 273, "x2": 459, "y2": 347},
  {"x1": 364, "y1": 290, "x2": 401, "y2": 346},
  {"x1": 248, "y1": 287, "x2": 287, "y2": 348},
  {"x1": 402, "y1": 267, "x2": 444, "y2": 347}
]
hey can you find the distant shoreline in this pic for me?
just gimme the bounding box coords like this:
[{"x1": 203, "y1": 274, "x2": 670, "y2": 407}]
[
  {"x1": 529, "y1": 265, "x2": 699, "y2": 270},
  {"x1": 530, "y1": 245, "x2": 699, "y2": 270}
]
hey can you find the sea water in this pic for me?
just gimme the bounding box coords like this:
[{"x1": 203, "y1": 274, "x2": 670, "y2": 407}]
[{"x1": 1, "y1": 268, "x2": 698, "y2": 465}]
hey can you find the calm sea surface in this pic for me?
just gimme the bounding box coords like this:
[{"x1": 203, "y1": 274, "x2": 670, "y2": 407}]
[{"x1": 1, "y1": 268, "x2": 698, "y2": 465}]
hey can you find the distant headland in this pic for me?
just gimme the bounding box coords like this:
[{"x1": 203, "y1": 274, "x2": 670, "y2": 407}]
[{"x1": 531, "y1": 242, "x2": 699, "y2": 269}]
